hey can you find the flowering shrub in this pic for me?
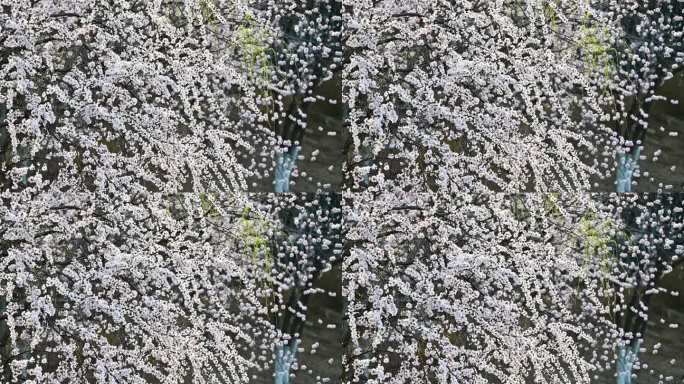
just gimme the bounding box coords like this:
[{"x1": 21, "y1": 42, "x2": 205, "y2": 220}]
[{"x1": 2, "y1": 0, "x2": 682, "y2": 383}]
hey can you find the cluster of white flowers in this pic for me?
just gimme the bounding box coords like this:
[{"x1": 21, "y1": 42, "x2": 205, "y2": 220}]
[
  {"x1": 341, "y1": 1, "x2": 683, "y2": 383},
  {"x1": 2, "y1": 0, "x2": 682, "y2": 383},
  {"x1": 343, "y1": 190, "x2": 684, "y2": 383},
  {"x1": 343, "y1": 0, "x2": 615, "y2": 194},
  {"x1": 1, "y1": 0, "x2": 344, "y2": 382},
  {"x1": 344, "y1": 192, "x2": 595, "y2": 382}
]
